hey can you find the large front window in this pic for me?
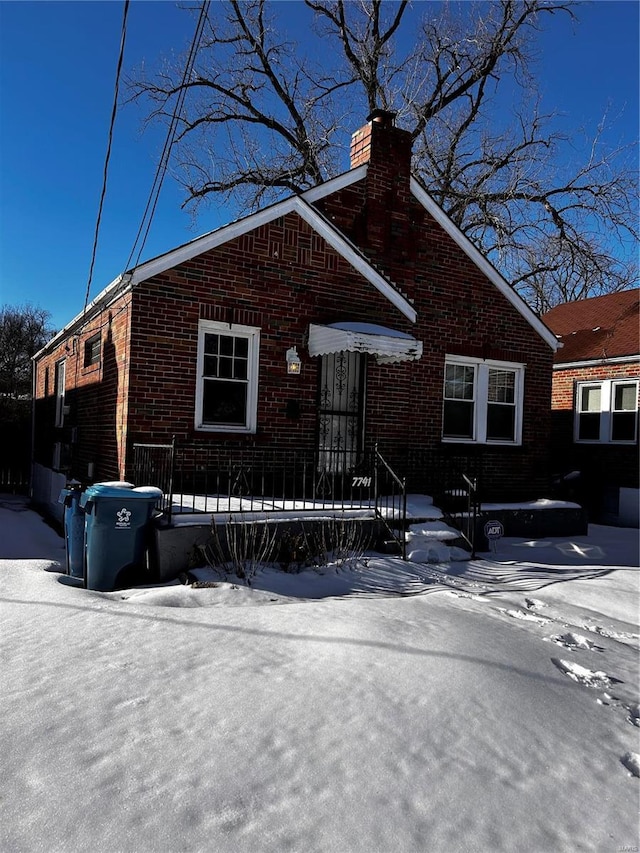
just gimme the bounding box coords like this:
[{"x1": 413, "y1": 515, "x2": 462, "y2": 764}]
[
  {"x1": 195, "y1": 321, "x2": 260, "y2": 432},
  {"x1": 443, "y1": 357, "x2": 524, "y2": 444},
  {"x1": 576, "y1": 379, "x2": 638, "y2": 444}
]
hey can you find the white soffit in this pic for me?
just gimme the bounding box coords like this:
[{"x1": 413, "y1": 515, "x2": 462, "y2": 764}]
[
  {"x1": 410, "y1": 177, "x2": 559, "y2": 352},
  {"x1": 308, "y1": 322, "x2": 423, "y2": 364},
  {"x1": 130, "y1": 196, "x2": 416, "y2": 323},
  {"x1": 34, "y1": 168, "x2": 411, "y2": 358},
  {"x1": 130, "y1": 168, "x2": 368, "y2": 287}
]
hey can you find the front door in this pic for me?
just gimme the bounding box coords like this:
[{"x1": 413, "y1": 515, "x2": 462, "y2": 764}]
[{"x1": 317, "y1": 351, "x2": 366, "y2": 472}]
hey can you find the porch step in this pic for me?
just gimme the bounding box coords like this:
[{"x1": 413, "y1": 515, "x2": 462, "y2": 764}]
[{"x1": 390, "y1": 513, "x2": 472, "y2": 564}]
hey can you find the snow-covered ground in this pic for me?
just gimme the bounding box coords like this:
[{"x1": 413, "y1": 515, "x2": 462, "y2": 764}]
[{"x1": 1, "y1": 493, "x2": 638, "y2": 853}]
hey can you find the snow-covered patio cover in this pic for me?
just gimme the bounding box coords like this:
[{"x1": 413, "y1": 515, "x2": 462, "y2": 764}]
[{"x1": 308, "y1": 322, "x2": 423, "y2": 364}]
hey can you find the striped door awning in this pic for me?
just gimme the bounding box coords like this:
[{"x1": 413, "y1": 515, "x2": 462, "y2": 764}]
[{"x1": 308, "y1": 322, "x2": 423, "y2": 364}]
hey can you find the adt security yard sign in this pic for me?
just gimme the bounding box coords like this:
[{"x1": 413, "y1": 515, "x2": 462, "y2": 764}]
[
  {"x1": 484, "y1": 520, "x2": 504, "y2": 551},
  {"x1": 484, "y1": 520, "x2": 504, "y2": 540}
]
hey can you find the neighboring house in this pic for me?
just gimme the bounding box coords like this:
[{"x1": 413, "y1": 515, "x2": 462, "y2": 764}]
[
  {"x1": 32, "y1": 110, "x2": 559, "y2": 522},
  {"x1": 543, "y1": 289, "x2": 640, "y2": 526}
]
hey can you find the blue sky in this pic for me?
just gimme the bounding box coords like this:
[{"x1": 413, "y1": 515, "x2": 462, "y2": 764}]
[{"x1": 0, "y1": 0, "x2": 638, "y2": 331}]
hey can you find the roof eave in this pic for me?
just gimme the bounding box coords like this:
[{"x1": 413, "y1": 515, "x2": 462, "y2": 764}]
[
  {"x1": 32, "y1": 272, "x2": 134, "y2": 361},
  {"x1": 553, "y1": 353, "x2": 640, "y2": 369},
  {"x1": 34, "y1": 163, "x2": 419, "y2": 360},
  {"x1": 409, "y1": 177, "x2": 559, "y2": 352}
]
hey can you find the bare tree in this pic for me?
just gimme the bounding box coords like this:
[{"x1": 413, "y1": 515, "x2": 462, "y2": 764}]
[
  {"x1": 0, "y1": 304, "x2": 55, "y2": 400},
  {"x1": 128, "y1": 0, "x2": 638, "y2": 310}
]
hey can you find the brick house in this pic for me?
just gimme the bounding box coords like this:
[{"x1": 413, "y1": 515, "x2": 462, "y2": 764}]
[
  {"x1": 32, "y1": 111, "x2": 559, "y2": 521},
  {"x1": 543, "y1": 289, "x2": 640, "y2": 526}
]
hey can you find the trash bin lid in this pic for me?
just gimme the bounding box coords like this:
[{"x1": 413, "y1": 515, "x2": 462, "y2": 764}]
[
  {"x1": 81, "y1": 482, "x2": 136, "y2": 504},
  {"x1": 95, "y1": 481, "x2": 135, "y2": 489},
  {"x1": 131, "y1": 486, "x2": 163, "y2": 499},
  {"x1": 81, "y1": 482, "x2": 162, "y2": 503}
]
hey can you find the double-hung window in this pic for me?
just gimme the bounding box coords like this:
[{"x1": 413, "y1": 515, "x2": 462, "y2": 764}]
[
  {"x1": 576, "y1": 379, "x2": 638, "y2": 443},
  {"x1": 443, "y1": 356, "x2": 524, "y2": 444},
  {"x1": 84, "y1": 333, "x2": 101, "y2": 367},
  {"x1": 195, "y1": 320, "x2": 260, "y2": 432}
]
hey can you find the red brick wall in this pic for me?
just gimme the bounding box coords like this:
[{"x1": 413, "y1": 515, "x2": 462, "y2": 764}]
[
  {"x1": 550, "y1": 361, "x2": 640, "y2": 499},
  {"x1": 317, "y1": 159, "x2": 554, "y2": 499},
  {"x1": 33, "y1": 300, "x2": 132, "y2": 482},
  {"x1": 126, "y1": 212, "x2": 418, "y2": 448},
  {"x1": 34, "y1": 122, "x2": 556, "y2": 502},
  {"x1": 120, "y1": 196, "x2": 553, "y2": 499},
  {"x1": 551, "y1": 362, "x2": 640, "y2": 409}
]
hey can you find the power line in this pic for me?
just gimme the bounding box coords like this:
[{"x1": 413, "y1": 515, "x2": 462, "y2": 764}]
[
  {"x1": 83, "y1": 0, "x2": 130, "y2": 314},
  {"x1": 122, "y1": 0, "x2": 210, "y2": 275}
]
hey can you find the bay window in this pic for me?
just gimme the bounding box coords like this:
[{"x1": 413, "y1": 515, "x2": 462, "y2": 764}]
[
  {"x1": 195, "y1": 320, "x2": 260, "y2": 432},
  {"x1": 443, "y1": 356, "x2": 524, "y2": 444},
  {"x1": 576, "y1": 379, "x2": 638, "y2": 443}
]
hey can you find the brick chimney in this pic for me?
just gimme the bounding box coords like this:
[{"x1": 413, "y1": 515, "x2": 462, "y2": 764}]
[
  {"x1": 350, "y1": 109, "x2": 412, "y2": 173},
  {"x1": 349, "y1": 109, "x2": 414, "y2": 262}
]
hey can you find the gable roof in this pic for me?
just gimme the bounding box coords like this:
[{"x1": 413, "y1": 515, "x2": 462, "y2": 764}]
[
  {"x1": 36, "y1": 160, "x2": 561, "y2": 358},
  {"x1": 543, "y1": 289, "x2": 640, "y2": 364},
  {"x1": 35, "y1": 166, "x2": 417, "y2": 358},
  {"x1": 410, "y1": 178, "x2": 559, "y2": 351},
  {"x1": 129, "y1": 192, "x2": 417, "y2": 323}
]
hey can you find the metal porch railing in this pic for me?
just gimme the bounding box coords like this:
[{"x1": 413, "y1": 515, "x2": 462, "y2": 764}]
[{"x1": 131, "y1": 439, "x2": 409, "y2": 558}]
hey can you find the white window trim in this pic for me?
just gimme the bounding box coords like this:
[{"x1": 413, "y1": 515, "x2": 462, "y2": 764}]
[
  {"x1": 195, "y1": 320, "x2": 260, "y2": 433},
  {"x1": 574, "y1": 378, "x2": 639, "y2": 444},
  {"x1": 442, "y1": 355, "x2": 525, "y2": 445},
  {"x1": 54, "y1": 359, "x2": 66, "y2": 428}
]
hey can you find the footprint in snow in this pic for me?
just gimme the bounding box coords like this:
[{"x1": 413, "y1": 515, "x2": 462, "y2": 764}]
[
  {"x1": 596, "y1": 691, "x2": 622, "y2": 708},
  {"x1": 548, "y1": 632, "x2": 605, "y2": 652},
  {"x1": 589, "y1": 625, "x2": 639, "y2": 644},
  {"x1": 116, "y1": 696, "x2": 150, "y2": 709},
  {"x1": 625, "y1": 702, "x2": 640, "y2": 728},
  {"x1": 551, "y1": 658, "x2": 623, "y2": 690},
  {"x1": 501, "y1": 608, "x2": 550, "y2": 624},
  {"x1": 620, "y1": 752, "x2": 640, "y2": 778}
]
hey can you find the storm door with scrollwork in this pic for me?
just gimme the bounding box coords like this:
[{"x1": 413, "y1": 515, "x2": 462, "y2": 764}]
[{"x1": 317, "y1": 351, "x2": 366, "y2": 473}]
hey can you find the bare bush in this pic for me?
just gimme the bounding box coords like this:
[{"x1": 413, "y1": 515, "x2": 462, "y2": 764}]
[{"x1": 199, "y1": 515, "x2": 373, "y2": 581}]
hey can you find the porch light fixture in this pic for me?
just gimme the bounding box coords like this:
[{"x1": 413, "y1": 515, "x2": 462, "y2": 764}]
[{"x1": 286, "y1": 346, "x2": 302, "y2": 374}]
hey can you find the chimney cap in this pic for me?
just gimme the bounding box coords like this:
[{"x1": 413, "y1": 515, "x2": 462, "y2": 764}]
[{"x1": 367, "y1": 108, "x2": 397, "y2": 126}]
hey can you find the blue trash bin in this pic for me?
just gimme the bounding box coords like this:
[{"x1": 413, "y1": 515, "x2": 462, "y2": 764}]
[
  {"x1": 80, "y1": 483, "x2": 162, "y2": 592},
  {"x1": 58, "y1": 482, "x2": 85, "y2": 579}
]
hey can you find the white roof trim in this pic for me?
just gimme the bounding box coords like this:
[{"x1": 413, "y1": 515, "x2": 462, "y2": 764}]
[
  {"x1": 302, "y1": 164, "x2": 367, "y2": 202},
  {"x1": 128, "y1": 194, "x2": 415, "y2": 320},
  {"x1": 34, "y1": 167, "x2": 414, "y2": 358},
  {"x1": 410, "y1": 177, "x2": 559, "y2": 352},
  {"x1": 308, "y1": 322, "x2": 423, "y2": 364},
  {"x1": 293, "y1": 200, "x2": 416, "y2": 323},
  {"x1": 553, "y1": 354, "x2": 640, "y2": 370},
  {"x1": 128, "y1": 167, "x2": 369, "y2": 286},
  {"x1": 32, "y1": 272, "x2": 134, "y2": 360}
]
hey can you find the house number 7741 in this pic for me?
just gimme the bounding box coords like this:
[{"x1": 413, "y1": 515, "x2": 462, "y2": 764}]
[{"x1": 351, "y1": 476, "x2": 372, "y2": 488}]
